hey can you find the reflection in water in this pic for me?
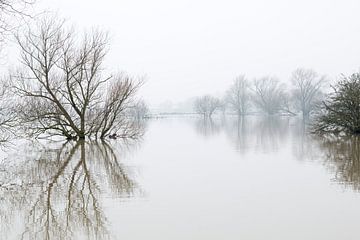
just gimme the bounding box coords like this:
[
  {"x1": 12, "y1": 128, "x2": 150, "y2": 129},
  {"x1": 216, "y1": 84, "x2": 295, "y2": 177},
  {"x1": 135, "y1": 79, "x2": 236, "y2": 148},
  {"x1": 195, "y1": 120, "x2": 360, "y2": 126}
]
[
  {"x1": 194, "y1": 115, "x2": 291, "y2": 153},
  {"x1": 318, "y1": 136, "x2": 360, "y2": 191},
  {"x1": 223, "y1": 116, "x2": 249, "y2": 154},
  {"x1": 0, "y1": 140, "x2": 139, "y2": 240},
  {"x1": 253, "y1": 116, "x2": 290, "y2": 152},
  {"x1": 290, "y1": 118, "x2": 319, "y2": 162},
  {"x1": 193, "y1": 116, "x2": 360, "y2": 191},
  {"x1": 3, "y1": 117, "x2": 360, "y2": 239},
  {"x1": 194, "y1": 118, "x2": 221, "y2": 137}
]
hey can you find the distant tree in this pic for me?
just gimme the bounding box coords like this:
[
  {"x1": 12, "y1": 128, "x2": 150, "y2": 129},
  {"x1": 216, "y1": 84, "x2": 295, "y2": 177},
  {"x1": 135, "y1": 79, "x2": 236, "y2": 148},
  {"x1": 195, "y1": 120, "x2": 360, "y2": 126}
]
[
  {"x1": 291, "y1": 68, "x2": 325, "y2": 118},
  {"x1": 218, "y1": 96, "x2": 228, "y2": 115},
  {"x1": 11, "y1": 18, "x2": 143, "y2": 139},
  {"x1": 252, "y1": 76, "x2": 287, "y2": 115},
  {"x1": 226, "y1": 75, "x2": 250, "y2": 115},
  {"x1": 130, "y1": 99, "x2": 149, "y2": 120},
  {"x1": 194, "y1": 95, "x2": 221, "y2": 118},
  {"x1": 314, "y1": 73, "x2": 360, "y2": 135}
]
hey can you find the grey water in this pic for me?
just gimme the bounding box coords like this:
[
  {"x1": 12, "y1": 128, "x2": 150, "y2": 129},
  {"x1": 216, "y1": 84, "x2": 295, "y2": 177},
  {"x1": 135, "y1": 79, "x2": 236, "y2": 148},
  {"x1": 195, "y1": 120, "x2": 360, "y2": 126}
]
[{"x1": 1, "y1": 116, "x2": 360, "y2": 240}]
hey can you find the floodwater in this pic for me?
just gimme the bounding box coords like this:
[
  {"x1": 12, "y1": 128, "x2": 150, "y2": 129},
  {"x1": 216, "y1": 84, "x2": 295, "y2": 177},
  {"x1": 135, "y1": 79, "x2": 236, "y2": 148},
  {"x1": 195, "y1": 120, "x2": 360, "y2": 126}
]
[{"x1": 1, "y1": 116, "x2": 360, "y2": 240}]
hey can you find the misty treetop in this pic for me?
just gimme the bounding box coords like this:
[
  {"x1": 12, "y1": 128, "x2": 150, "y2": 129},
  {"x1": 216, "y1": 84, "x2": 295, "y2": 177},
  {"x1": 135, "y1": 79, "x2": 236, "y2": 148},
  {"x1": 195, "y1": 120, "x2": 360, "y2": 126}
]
[
  {"x1": 252, "y1": 76, "x2": 288, "y2": 115},
  {"x1": 291, "y1": 68, "x2": 326, "y2": 118},
  {"x1": 0, "y1": 0, "x2": 35, "y2": 44},
  {"x1": 226, "y1": 75, "x2": 250, "y2": 115}
]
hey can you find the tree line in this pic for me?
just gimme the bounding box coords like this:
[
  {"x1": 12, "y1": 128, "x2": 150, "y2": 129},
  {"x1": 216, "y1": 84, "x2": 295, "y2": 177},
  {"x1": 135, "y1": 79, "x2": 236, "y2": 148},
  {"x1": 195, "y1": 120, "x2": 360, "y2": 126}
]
[
  {"x1": 195, "y1": 70, "x2": 360, "y2": 136},
  {"x1": 194, "y1": 68, "x2": 326, "y2": 119}
]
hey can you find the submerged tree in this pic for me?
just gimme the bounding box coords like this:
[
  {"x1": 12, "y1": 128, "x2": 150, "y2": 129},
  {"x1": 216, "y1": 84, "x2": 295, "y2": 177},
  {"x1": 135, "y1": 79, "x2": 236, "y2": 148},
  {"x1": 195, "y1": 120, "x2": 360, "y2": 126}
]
[
  {"x1": 252, "y1": 76, "x2": 287, "y2": 115},
  {"x1": 226, "y1": 75, "x2": 250, "y2": 116},
  {"x1": 314, "y1": 73, "x2": 360, "y2": 135},
  {"x1": 291, "y1": 68, "x2": 325, "y2": 118},
  {"x1": 194, "y1": 95, "x2": 221, "y2": 118},
  {"x1": 11, "y1": 18, "x2": 144, "y2": 139}
]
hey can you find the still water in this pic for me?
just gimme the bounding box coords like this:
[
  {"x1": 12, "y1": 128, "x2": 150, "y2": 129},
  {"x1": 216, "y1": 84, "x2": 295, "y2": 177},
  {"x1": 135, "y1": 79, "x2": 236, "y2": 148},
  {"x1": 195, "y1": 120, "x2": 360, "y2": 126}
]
[{"x1": 1, "y1": 116, "x2": 360, "y2": 240}]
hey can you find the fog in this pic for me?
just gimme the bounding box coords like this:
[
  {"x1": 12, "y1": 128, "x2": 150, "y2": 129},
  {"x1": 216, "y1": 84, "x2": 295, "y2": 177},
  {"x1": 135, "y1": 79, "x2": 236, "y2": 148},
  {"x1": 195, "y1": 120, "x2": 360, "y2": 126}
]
[
  {"x1": 2, "y1": 1, "x2": 360, "y2": 239},
  {"x1": 21, "y1": 0, "x2": 360, "y2": 107}
]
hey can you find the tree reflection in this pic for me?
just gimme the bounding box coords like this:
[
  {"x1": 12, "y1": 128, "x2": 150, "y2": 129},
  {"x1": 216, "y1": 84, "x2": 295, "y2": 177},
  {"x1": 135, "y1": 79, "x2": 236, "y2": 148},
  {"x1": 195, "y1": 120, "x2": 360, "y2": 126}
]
[
  {"x1": 290, "y1": 118, "x2": 319, "y2": 162},
  {"x1": 254, "y1": 116, "x2": 290, "y2": 152},
  {"x1": 0, "y1": 140, "x2": 138, "y2": 240},
  {"x1": 194, "y1": 118, "x2": 221, "y2": 137},
  {"x1": 223, "y1": 116, "x2": 249, "y2": 154},
  {"x1": 318, "y1": 136, "x2": 360, "y2": 191},
  {"x1": 192, "y1": 116, "x2": 292, "y2": 153},
  {"x1": 225, "y1": 116, "x2": 290, "y2": 153}
]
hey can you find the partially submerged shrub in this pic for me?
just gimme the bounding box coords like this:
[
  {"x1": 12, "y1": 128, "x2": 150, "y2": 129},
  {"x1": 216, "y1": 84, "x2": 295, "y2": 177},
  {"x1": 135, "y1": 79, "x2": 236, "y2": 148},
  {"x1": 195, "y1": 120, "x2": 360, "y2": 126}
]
[{"x1": 314, "y1": 73, "x2": 360, "y2": 135}]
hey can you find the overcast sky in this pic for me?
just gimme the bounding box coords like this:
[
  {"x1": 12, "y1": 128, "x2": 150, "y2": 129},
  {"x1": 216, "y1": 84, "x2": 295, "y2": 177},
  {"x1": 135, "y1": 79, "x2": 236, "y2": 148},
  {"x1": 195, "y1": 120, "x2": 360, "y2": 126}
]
[{"x1": 30, "y1": 0, "x2": 360, "y2": 106}]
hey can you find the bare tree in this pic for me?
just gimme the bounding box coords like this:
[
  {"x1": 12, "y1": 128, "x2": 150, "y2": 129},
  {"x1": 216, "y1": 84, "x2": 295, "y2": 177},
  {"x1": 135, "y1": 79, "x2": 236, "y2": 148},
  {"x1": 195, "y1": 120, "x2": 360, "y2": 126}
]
[
  {"x1": 252, "y1": 76, "x2": 287, "y2": 115},
  {"x1": 194, "y1": 95, "x2": 221, "y2": 118},
  {"x1": 291, "y1": 68, "x2": 325, "y2": 118},
  {"x1": 10, "y1": 18, "x2": 144, "y2": 139},
  {"x1": 226, "y1": 75, "x2": 250, "y2": 115}
]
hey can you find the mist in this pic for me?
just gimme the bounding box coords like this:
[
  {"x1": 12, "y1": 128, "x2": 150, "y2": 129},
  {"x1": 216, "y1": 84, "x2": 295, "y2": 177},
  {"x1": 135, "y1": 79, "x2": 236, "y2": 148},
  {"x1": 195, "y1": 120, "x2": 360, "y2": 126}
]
[
  {"x1": 2, "y1": 1, "x2": 360, "y2": 239},
  {"x1": 10, "y1": 0, "x2": 360, "y2": 107}
]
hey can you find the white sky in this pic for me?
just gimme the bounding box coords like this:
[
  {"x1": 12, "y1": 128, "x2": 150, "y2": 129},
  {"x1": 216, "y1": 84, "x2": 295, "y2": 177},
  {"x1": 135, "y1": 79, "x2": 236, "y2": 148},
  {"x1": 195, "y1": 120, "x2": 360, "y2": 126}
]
[{"x1": 20, "y1": 0, "x2": 360, "y2": 105}]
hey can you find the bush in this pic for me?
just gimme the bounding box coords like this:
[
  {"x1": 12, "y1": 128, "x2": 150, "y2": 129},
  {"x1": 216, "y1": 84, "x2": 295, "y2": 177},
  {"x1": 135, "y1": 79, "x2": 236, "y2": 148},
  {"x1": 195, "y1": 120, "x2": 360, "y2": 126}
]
[{"x1": 314, "y1": 73, "x2": 360, "y2": 135}]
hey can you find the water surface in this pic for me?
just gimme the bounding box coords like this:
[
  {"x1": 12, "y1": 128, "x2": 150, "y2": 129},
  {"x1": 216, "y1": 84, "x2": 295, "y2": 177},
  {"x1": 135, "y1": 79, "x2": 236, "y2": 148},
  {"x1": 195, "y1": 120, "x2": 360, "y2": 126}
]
[{"x1": 1, "y1": 116, "x2": 360, "y2": 240}]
